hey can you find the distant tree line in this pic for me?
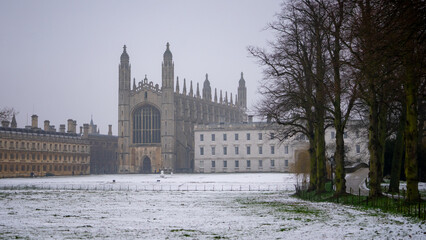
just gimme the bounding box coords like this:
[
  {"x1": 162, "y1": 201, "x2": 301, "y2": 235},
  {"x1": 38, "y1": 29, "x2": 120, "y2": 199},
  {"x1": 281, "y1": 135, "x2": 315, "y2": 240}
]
[{"x1": 249, "y1": 0, "x2": 425, "y2": 202}]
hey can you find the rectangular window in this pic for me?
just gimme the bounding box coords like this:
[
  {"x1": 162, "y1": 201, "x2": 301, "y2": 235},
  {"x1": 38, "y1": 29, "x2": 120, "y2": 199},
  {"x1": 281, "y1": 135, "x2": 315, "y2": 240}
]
[
  {"x1": 258, "y1": 146, "x2": 263, "y2": 154},
  {"x1": 235, "y1": 146, "x2": 239, "y2": 155},
  {"x1": 270, "y1": 132, "x2": 275, "y2": 139},
  {"x1": 271, "y1": 146, "x2": 275, "y2": 154},
  {"x1": 235, "y1": 160, "x2": 239, "y2": 168},
  {"x1": 344, "y1": 132, "x2": 348, "y2": 139},
  {"x1": 235, "y1": 133, "x2": 239, "y2": 140},
  {"x1": 331, "y1": 131, "x2": 335, "y2": 139},
  {"x1": 200, "y1": 134, "x2": 204, "y2": 141},
  {"x1": 356, "y1": 145, "x2": 361, "y2": 153},
  {"x1": 212, "y1": 160, "x2": 216, "y2": 168},
  {"x1": 285, "y1": 145, "x2": 289, "y2": 154},
  {"x1": 271, "y1": 159, "x2": 275, "y2": 167},
  {"x1": 200, "y1": 147, "x2": 204, "y2": 155},
  {"x1": 223, "y1": 134, "x2": 227, "y2": 141},
  {"x1": 258, "y1": 133, "x2": 262, "y2": 140},
  {"x1": 356, "y1": 131, "x2": 360, "y2": 138},
  {"x1": 247, "y1": 160, "x2": 251, "y2": 168},
  {"x1": 224, "y1": 160, "x2": 227, "y2": 168},
  {"x1": 246, "y1": 133, "x2": 250, "y2": 140},
  {"x1": 212, "y1": 146, "x2": 216, "y2": 155},
  {"x1": 200, "y1": 160, "x2": 204, "y2": 168},
  {"x1": 246, "y1": 146, "x2": 251, "y2": 155},
  {"x1": 285, "y1": 160, "x2": 288, "y2": 167},
  {"x1": 223, "y1": 146, "x2": 227, "y2": 155},
  {"x1": 212, "y1": 134, "x2": 215, "y2": 141},
  {"x1": 259, "y1": 160, "x2": 263, "y2": 167}
]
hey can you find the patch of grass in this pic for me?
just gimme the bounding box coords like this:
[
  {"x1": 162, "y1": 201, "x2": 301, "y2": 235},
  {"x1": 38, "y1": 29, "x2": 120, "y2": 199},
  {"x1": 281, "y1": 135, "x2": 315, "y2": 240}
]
[{"x1": 295, "y1": 181, "x2": 426, "y2": 220}]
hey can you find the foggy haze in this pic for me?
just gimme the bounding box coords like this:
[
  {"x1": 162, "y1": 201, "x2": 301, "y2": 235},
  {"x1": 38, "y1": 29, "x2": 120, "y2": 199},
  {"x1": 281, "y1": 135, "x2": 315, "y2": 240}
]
[{"x1": 0, "y1": 0, "x2": 281, "y2": 134}]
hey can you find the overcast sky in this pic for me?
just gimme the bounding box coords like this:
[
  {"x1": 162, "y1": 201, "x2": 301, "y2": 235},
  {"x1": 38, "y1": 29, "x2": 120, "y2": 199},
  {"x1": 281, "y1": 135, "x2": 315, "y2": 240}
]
[{"x1": 0, "y1": 0, "x2": 281, "y2": 134}]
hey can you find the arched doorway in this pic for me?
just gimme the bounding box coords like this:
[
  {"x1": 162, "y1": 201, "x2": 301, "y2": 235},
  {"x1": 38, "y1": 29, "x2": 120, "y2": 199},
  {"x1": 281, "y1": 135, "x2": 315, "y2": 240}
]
[{"x1": 141, "y1": 156, "x2": 152, "y2": 174}]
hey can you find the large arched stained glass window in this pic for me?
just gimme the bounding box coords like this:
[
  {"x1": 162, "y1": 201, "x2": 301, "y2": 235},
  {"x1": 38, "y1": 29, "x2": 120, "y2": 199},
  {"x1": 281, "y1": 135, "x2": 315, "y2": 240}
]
[{"x1": 133, "y1": 105, "x2": 161, "y2": 144}]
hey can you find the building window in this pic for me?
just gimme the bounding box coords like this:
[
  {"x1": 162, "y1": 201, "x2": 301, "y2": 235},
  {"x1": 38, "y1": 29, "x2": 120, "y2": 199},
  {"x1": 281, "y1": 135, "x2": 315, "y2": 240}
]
[
  {"x1": 235, "y1": 133, "x2": 239, "y2": 140},
  {"x1": 271, "y1": 146, "x2": 275, "y2": 154},
  {"x1": 270, "y1": 132, "x2": 275, "y2": 139},
  {"x1": 356, "y1": 131, "x2": 360, "y2": 138},
  {"x1": 331, "y1": 131, "x2": 335, "y2": 139},
  {"x1": 356, "y1": 145, "x2": 361, "y2": 153},
  {"x1": 235, "y1": 146, "x2": 239, "y2": 155},
  {"x1": 246, "y1": 146, "x2": 251, "y2": 155},
  {"x1": 258, "y1": 133, "x2": 262, "y2": 140},
  {"x1": 200, "y1": 147, "x2": 204, "y2": 155},
  {"x1": 285, "y1": 145, "x2": 289, "y2": 154},
  {"x1": 235, "y1": 160, "x2": 239, "y2": 168},
  {"x1": 285, "y1": 160, "x2": 288, "y2": 167},
  {"x1": 271, "y1": 159, "x2": 275, "y2": 167},
  {"x1": 223, "y1": 160, "x2": 227, "y2": 168},
  {"x1": 132, "y1": 105, "x2": 161, "y2": 144},
  {"x1": 212, "y1": 134, "x2": 215, "y2": 141},
  {"x1": 200, "y1": 134, "x2": 204, "y2": 141},
  {"x1": 246, "y1": 133, "x2": 250, "y2": 140},
  {"x1": 344, "y1": 132, "x2": 348, "y2": 139},
  {"x1": 247, "y1": 160, "x2": 251, "y2": 168},
  {"x1": 212, "y1": 161, "x2": 216, "y2": 168},
  {"x1": 199, "y1": 160, "x2": 204, "y2": 168},
  {"x1": 258, "y1": 146, "x2": 263, "y2": 154},
  {"x1": 223, "y1": 134, "x2": 227, "y2": 141},
  {"x1": 211, "y1": 146, "x2": 216, "y2": 155},
  {"x1": 223, "y1": 146, "x2": 227, "y2": 155},
  {"x1": 259, "y1": 160, "x2": 263, "y2": 168}
]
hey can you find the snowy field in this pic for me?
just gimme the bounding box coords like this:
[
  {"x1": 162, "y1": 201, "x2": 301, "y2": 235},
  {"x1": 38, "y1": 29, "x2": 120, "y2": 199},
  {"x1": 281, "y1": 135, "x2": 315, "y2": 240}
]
[{"x1": 0, "y1": 173, "x2": 425, "y2": 239}]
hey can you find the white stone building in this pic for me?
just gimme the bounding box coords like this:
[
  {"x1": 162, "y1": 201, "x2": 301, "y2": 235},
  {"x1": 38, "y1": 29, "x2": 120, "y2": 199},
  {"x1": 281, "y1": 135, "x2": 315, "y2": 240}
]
[{"x1": 194, "y1": 120, "x2": 369, "y2": 173}]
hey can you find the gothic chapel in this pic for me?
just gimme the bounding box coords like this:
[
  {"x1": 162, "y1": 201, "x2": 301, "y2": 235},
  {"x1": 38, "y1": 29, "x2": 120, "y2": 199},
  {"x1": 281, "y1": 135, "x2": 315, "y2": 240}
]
[{"x1": 118, "y1": 43, "x2": 247, "y2": 173}]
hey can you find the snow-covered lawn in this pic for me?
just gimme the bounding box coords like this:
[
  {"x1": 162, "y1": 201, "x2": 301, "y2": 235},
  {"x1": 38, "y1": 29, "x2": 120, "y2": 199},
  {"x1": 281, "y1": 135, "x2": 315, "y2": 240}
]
[{"x1": 0, "y1": 173, "x2": 424, "y2": 239}]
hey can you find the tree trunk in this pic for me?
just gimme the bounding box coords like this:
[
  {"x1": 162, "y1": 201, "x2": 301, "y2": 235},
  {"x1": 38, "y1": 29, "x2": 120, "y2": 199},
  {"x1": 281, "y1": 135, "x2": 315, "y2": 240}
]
[
  {"x1": 334, "y1": 123, "x2": 346, "y2": 195},
  {"x1": 378, "y1": 103, "x2": 387, "y2": 180},
  {"x1": 388, "y1": 111, "x2": 405, "y2": 193},
  {"x1": 404, "y1": 63, "x2": 419, "y2": 202},
  {"x1": 315, "y1": 116, "x2": 327, "y2": 194},
  {"x1": 368, "y1": 98, "x2": 382, "y2": 198},
  {"x1": 308, "y1": 122, "x2": 317, "y2": 191}
]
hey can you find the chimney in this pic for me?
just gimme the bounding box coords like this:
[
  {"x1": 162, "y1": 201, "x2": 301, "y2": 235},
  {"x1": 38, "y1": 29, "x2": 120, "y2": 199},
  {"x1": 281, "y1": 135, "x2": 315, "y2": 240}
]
[
  {"x1": 67, "y1": 119, "x2": 73, "y2": 133},
  {"x1": 80, "y1": 126, "x2": 83, "y2": 134},
  {"x1": 31, "y1": 115, "x2": 38, "y2": 129},
  {"x1": 248, "y1": 115, "x2": 253, "y2": 123},
  {"x1": 83, "y1": 124, "x2": 89, "y2": 138},
  {"x1": 108, "y1": 125, "x2": 112, "y2": 136},
  {"x1": 73, "y1": 121, "x2": 77, "y2": 134},
  {"x1": 60, "y1": 124, "x2": 66, "y2": 133},
  {"x1": 1, "y1": 120, "x2": 10, "y2": 127},
  {"x1": 44, "y1": 120, "x2": 50, "y2": 131}
]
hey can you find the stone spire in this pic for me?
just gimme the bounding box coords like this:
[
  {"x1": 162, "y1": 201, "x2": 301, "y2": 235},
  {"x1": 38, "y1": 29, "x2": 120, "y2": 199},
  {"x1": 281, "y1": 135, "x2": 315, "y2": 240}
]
[
  {"x1": 202, "y1": 73, "x2": 212, "y2": 101},
  {"x1": 189, "y1": 80, "x2": 193, "y2": 97},
  {"x1": 120, "y1": 45, "x2": 129, "y2": 63},
  {"x1": 224, "y1": 91, "x2": 228, "y2": 103},
  {"x1": 162, "y1": 42, "x2": 174, "y2": 89},
  {"x1": 11, "y1": 114, "x2": 17, "y2": 128},
  {"x1": 183, "y1": 78, "x2": 187, "y2": 95},
  {"x1": 214, "y1": 88, "x2": 218, "y2": 103},
  {"x1": 133, "y1": 78, "x2": 136, "y2": 90},
  {"x1": 196, "y1": 82, "x2": 200, "y2": 98},
  {"x1": 238, "y1": 72, "x2": 247, "y2": 109},
  {"x1": 230, "y1": 93, "x2": 233, "y2": 105},
  {"x1": 220, "y1": 90, "x2": 223, "y2": 103},
  {"x1": 176, "y1": 77, "x2": 180, "y2": 93}
]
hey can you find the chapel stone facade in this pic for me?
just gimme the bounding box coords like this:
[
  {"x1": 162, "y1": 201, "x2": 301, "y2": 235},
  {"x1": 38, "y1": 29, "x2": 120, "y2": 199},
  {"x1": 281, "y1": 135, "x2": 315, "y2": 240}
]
[{"x1": 118, "y1": 43, "x2": 247, "y2": 173}]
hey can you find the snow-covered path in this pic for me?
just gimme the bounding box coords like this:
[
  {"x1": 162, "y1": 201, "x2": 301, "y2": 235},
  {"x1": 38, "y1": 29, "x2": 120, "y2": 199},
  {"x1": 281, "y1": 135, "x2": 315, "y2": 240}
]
[
  {"x1": 346, "y1": 168, "x2": 370, "y2": 196},
  {"x1": 0, "y1": 173, "x2": 424, "y2": 239}
]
